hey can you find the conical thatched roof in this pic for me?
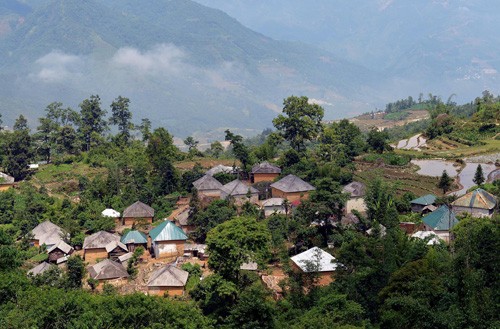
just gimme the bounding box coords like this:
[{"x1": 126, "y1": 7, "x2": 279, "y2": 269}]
[
  {"x1": 88, "y1": 259, "x2": 129, "y2": 280},
  {"x1": 83, "y1": 231, "x2": 120, "y2": 250},
  {"x1": 251, "y1": 162, "x2": 281, "y2": 174},
  {"x1": 147, "y1": 265, "x2": 189, "y2": 287},
  {"x1": 123, "y1": 201, "x2": 155, "y2": 218},
  {"x1": 270, "y1": 174, "x2": 315, "y2": 193}
]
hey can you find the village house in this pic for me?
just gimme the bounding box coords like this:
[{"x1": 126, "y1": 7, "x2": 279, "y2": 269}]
[
  {"x1": 28, "y1": 261, "x2": 56, "y2": 276},
  {"x1": 47, "y1": 240, "x2": 74, "y2": 263},
  {"x1": 105, "y1": 240, "x2": 129, "y2": 262},
  {"x1": 122, "y1": 201, "x2": 155, "y2": 226},
  {"x1": 120, "y1": 230, "x2": 148, "y2": 252},
  {"x1": 251, "y1": 162, "x2": 281, "y2": 183},
  {"x1": 451, "y1": 188, "x2": 497, "y2": 218},
  {"x1": 87, "y1": 259, "x2": 129, "y2": 285},
  {"x1": 118, "y1": 252, "x2": 134, "y2": 267},
  {"x1": 220, "y1": 179, "x2": 259, "y2": 205},
  {"x1": 147, "y1": 265, "x2": 189, "y2": 296},
  {"x1": 342, "y1": 181, "x2": 367, "y2": 214},
  {"x1": 205, "y1": 164, "x2": 235, "y2": 176},
  {"x1": 83, "y1": 231, "x2": 121, "y2": 262},
  {"x1": 101, "y1": 208, "x2": 121, "y2": 225},
  {"x1": 422, "y1": 205, "x2": 458, "y2": 243},
  {"x1": 291, "y1": 247, "x2": 338, "y2": 286},
  {"x1": 148, "y1": 220, "x2": 188, "y2": 258},
  {"x1": 261, "y1": 198, "x2": 287, "y2": 217},
  {"x1": 0, "y1": 172, "x2": 15, "y2": 191},
  {"x1": 192, "y1": 174, "x2": 223, "y2": 198},
  {"x1": 410, "y1": 194, "x2": 437, "y2": 213},
  {"x1": 29, "y1": 221, "x2": 64, "y2": 248},
  {"x1": 173, "y1": 207, "x2": 194, "y2": 234},
  {"x1": 270, "y1": 174, "x2": 315, "y2": 202}
]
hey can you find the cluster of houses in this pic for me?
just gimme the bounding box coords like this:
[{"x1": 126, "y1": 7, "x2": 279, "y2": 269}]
[{"x1": 22, "y1": 160, "x2": 500, "y2": 297}]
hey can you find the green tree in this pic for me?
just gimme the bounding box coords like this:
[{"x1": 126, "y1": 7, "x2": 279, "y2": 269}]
[
  {"x1": 206, "y1": 216, "x2": 271, "y2": 281},
  {"x1": 0, "y1": 112, "x2": 2, "y2": 130},
  {"x1": 365, "y1": 177, "x2": 398, "y2": 228},
  {"x1": 65, "y1": 255, "x2": 85, "y2": 289},
  {"x1": 272, "y1": 95, "x2": 324, "y2": 153},
  {"x1": 473, "y1": 164, "x2": 485, "y2": 186},
  {"x1": 78, "y1": 95, "x2": 107, "y2": 151},
  {"x1": 209, "y1": 141, "x2": 224, "y2": 158},
  {"x1": 2, "y1": 130, "x2": 32, "y2": 181},
  {"x1": 13, "y1": 114, "x2": 29, "y2": 132},
  {"x1": 438, "y1": 170, "x2": 453, "y2": 194},
  {"x1": 228, "y1": 283, "x2": 276, "y2": 329},
  {"x1": 366, "y1": 127, "x2": 389, "y2": 153},
  {"x1": 190, "y1": 199, "x2": 237, "y2": 242},
  {"x1": 109, "y1": 96, "x2": 133, "y2": 145},
  {"x1": 225, "y1": 129, "x2": 252, "y2": 171},
  {"x1": 35, "y1": 117, "x2": 58, "y2": 163},
  {"x1": 184, "y1": 136, "x2": 199, "y2": 152},
  {"x1": 146, "y1": 128, "x2": 180, "y2": 194},
  {"x1": 139, "y1": 118, "x2": 152, "y2": 142}
]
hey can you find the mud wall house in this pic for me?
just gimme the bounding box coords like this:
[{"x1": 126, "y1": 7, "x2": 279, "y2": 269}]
[
  {"x1": 173, "y1": 207, "x2": 195, "y2": 234},
  {"x1": 342, "y1": 181, "x2": 367, "y2": 214},
  {"x1": 410, "y1": 194, "x2": 437, "y2": 213},
  {"x1": 105, "y1": 241, "x2": 129, "y2": 261},
  {"x1": 220, "y1": 179, "x2": 259, "y2": 205},
  {"x1": 290, "y1": 247, "x2": 338, "y2": 286},
  {"x1": 83, "y1": 231, "x2": 121, "y2": 262},
  {"x1": 192, "y1": 174, "x2": 223, "y2": 198},
  {"x1": 422, "y1": 205, "x2": 459, "y2": 243},
  {"x1": 88, "y1": 259, "x2": 129, "y2": 287},
  {"x1": 0, "y1": 172, "x2": 15, "y2": 191},
  {"x1": 451, "y1": 188, "x2": 497, "y2": 218},
  {"x1": 29, "y1": 221, "x2": 64, "y2": 248},
  {"x1": 251, "y1": 162, "x2": 281, "y2": 183},
  {"x1": 270, "y1": 174, "x2": 315, "y2": 202},
  {"x1": 28, "y1": 261, "x2": 56, "y2": 277},
  {"x1": 120, "y1": 230, "x2": 148, "y2": 252},
  {"x1": 148, "y1": 220, "x2": 188, "y2": 258},
  {"x1": 122, "y1": 201, "x2": 155, "y2": 226},
  {"x1": 147, "y1": 265, "x2": 189, "y2": 296},
  {"x1": 47, "y1": 240, "x2": 74, "y2": 263}
]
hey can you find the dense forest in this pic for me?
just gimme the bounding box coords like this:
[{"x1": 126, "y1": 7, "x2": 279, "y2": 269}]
[{"x1": 0, "y1": 94, "x2": 499, "y2": 328}]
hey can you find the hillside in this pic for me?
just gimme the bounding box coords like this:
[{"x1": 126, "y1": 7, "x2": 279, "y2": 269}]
[{"x1": 0, "y1": 0, "x2": 380, "y2": 137}]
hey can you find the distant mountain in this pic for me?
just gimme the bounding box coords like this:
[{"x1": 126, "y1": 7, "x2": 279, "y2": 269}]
[
  {"x1": 0, "y1": 0, "x2": 381, "y2": 137},
  {"x1": 196, "y1": 0, "x2": 500, "y2": 105}
]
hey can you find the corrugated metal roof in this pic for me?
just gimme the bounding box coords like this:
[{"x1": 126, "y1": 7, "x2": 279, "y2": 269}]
[
  {"x1": 411, "y1": 194, "x2": 437, "y2": 206},
  {"x1": 270, "y1": 174, "x2": 315, "y2": 193},
  {"x1": 123, "y1": 201, "x2": 155, "y2": 218},
  {"x1": 120, "y1": 230, "x2": 147, "y2": 245},
  {"x1": 251, "y1": 162, "x2": 281, "y2": 174},
  {"x1": 147, "y1": 265, "x2": 189, "y2": 287},
  {"x1": 88, "y1": 259, "x2": 129, "y2": 280},
  {"x1": 101, "y1": 208, "x2": 120, "y2": 217},
  {"x1": 193, "y1": 174, "x2": 223, "y2": 190},
  {"x1": 422, "y1": 205, "x2": 458, "y2": 231},
  {"x1": 290, "y1": 247, "x2": 338, "y2": 272},
  {"x1": 149, "y1": 220, "x2": 188, "y2": 242},
  {"x1": 451, "y1": 188, "x2": 497, "y2": 210}
]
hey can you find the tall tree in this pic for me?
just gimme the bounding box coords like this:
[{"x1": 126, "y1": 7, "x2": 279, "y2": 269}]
[
  {"x1": 13, "y1": 115, "x2": 29, "y2": 132},
  {"x1": 438, "y1": 170, "x2": 453, "y2": 194},
  {"x1": 273, "y1": 95, "x2": 324, "y2": 153},
  {"x1": 78, "y1": 95, "x2": 107, "y2": 151},
  {"x1": 225, "y1": 129, "x2": 252, "y2": 171},
  {"x1": 139, "y1": 118, "x2": 152, "y2": 142},
  {"x1": 109, "y1": 96, "x2": 133, "y2": 145},
  {"x1": 0, "y1": 113, "x2": 3, "y2": 130},
  {"x1": 367, "y1": 127, "x2": 389, "y2": 153},
  {"x1": 473, "y1": 164, "x2": 485, "y2": 186},
  {"x1": 146, "y1": 128, "x2": 180, "y2": 194},
  {"x1": 2, "y1": 130, "x2": 32, "y2": 181}
]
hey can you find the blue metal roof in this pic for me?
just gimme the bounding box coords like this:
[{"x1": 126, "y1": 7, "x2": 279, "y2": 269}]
[
  {"x1": 422, "y1": 205, "x2": 458, "y2": 231},
  {"x1": 149, "y1": 221, "x2": 188, "y2": 242},
  {"x1": 120, "y1": 230, "x2": 147, "y2": 244},
  {"x1": 411, "y1": 194, "x2": 437, "y2": 206}
]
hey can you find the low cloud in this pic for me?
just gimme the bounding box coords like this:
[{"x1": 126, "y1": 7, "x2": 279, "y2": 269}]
[
  {"x1": 111, "y1": 44, "x2": 187, "y2": 75},
  {"x1": 33, "y1": 51, "x2": 84, "y2": 82},
  {"x1": 308, "y1": 98, "x2": 333, "y2": 107}
]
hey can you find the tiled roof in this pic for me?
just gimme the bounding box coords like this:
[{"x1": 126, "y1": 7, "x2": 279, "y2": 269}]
[
  {"x1": 221, "y1": 179, "x2": 258, "y2": 196},
  {"x1": 149, "y1": 220, "x2": 188, "y2": 242},
  {"x1": 270, "y1": 174, "x2": 315, "y2": 193},
  {"x1": 411, "y1": 194, "x2": 437, "y2": 206},
  {"x1": 451, "y1": 188, "x2": 497, "y2": 210},
  {"x1": 251, "y1": 162, "x2": 281, "y2": 174},
  {"x1": 422, "y1": 205, "x2": 458, "y2": 231},
  {"x1": 147, "y1": 265, "x2": 189, "y2": 287},
  {"x1": 291, "y1": 247, "x2": 338, "y2": 272},
  {"x1": 88, "y1": 259, "x2": 129, "y2": 280},
  {"x1": 83, "y1": 231, "x2": 120, "y2": 249},
  {"x1": 120, "y1": 230, "x2": 147, "y2": 245},
  {"x1": 193, "y1": 174, "x2": 223, "y2": 190},
  {"x1": 123, "y1": 201, "x2": 155, "y2": 218}
]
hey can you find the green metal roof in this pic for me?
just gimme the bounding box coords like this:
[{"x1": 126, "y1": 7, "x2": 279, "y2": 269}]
[
  {"x1": 411, "y1": 194, "x2": 437, "y2": 206},
  {"x1": 149, "y1": 221, "x2": 188, "y2": 242},
  {"x1": 422, "y1": 205, "x2": 458, "y2": 231},
  {"x1": 451, "y1": 188, "x2": 497, "y2": 210},
  {"x1": 120, "y1": 230, "x2": 147, "y2": 244}
]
